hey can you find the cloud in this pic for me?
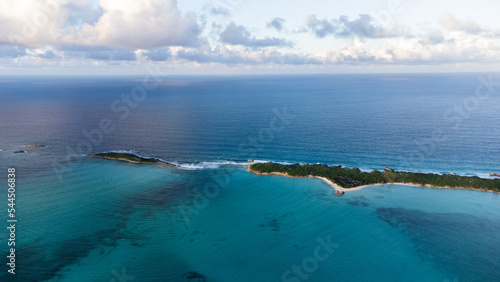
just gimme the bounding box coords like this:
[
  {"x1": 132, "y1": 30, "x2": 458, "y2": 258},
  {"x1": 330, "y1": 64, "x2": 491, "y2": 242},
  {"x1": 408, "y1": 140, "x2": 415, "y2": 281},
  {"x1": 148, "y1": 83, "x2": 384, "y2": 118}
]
[
  {"x1": 142, "y1": 47, "x2": 171, "y2": 61},
  {"x1": 267, "y1": 17, "x2": 286, "y2": 32},
  {"x1": 206, "y1": 5, "x2": 231, "y2": 16},
  {"x1": 176, "y1": 45, "x2": 319, "y2": 65},
  {"x1": 64, "y1": 0, "x2": 104, "y2": 30},
  {"x1": 1, "y1": 6, "x2": 499, "y2": 71},
  {"x1": 303, "y1": 14, "x2": 404, "y2": 38},
  {"x1": 58, "y1": 45, "x2": 137, "y2": 61},
  {"x1": 176, "y1": 34, "x2": 500, "y2": 66},
  {"x1": 440, "y1": 14, "x2": 482, "y2": 34},
  {"x1": 77, "y1": 0, "x2": 201, "y2": 48},
  {"x1": 318, "y1": 34, "x2": 500, "y2": 65},
  {"x1": 220, "y1": 22, "x2": 293, "y2": 48},
  {"x1": 419, "y1": 29, "x2": 446, "y2": 45},
  {"x1": 303, "y1": 15, "x2": 336, "y2": 38},
  {"x1": 36, "y1": 49, "x2": 57, "y2": 59},
  {"x1": 0, "y1": 0, "x2": 201, "y2": 49},
  {"x1": 168, "y1": 31, "x2": 500, "y2": 66},
  {"x1": 4, "y1": 30, "x2": 500, "y2": 69},
  {"x1": 85, "y1": 49, "x2": 136, "y2": 61},
  {"x1": 0, "y1": 45, "x2": 27, "y2": 58}
]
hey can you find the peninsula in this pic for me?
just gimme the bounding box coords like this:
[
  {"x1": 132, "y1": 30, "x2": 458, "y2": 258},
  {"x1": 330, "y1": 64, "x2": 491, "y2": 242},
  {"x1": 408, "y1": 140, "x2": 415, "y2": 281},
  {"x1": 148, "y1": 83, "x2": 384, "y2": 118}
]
[
  {"x1": 87, "y1": 152, "x2": 178, "y2": 167},
  {"x1": 248, "y1": 162, "x2": 500, "y2": 193}
]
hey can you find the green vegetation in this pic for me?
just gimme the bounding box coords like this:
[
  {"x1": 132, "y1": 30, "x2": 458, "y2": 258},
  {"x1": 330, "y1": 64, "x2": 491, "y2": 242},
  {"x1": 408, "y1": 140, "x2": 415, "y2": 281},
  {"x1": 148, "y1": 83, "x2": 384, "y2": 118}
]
[
  {"x1": 249, "y1": 162, "x2": 500, "y2": 192},
  {"x1": 88, "y1": 152, "x2": 177, "y2": 166}
]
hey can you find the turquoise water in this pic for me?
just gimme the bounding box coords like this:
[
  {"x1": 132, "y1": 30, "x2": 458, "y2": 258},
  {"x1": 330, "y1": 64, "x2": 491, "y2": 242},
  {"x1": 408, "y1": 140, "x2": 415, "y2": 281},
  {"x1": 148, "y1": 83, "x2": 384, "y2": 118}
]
[
  {"x1": 3, "y1": 161, "x2": 500, "y2": 281},
  {"x1": 1, "y1": 75, "x2": 500, "y2": 281}
]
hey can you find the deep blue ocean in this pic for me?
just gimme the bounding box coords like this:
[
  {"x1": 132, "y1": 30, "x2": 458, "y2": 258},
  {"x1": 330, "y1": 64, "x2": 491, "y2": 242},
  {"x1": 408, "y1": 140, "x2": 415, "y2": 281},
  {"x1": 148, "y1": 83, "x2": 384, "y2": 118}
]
[{"x1": 1, "y1": 74, "x2": 499, "y2": 281}]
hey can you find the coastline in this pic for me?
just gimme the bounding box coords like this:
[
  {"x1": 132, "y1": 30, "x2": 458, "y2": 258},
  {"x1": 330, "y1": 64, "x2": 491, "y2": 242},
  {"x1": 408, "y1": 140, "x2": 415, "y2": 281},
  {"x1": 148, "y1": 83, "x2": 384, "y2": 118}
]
[{"x1": 247, "y1": 166, "x2": 497, "y2": 195}]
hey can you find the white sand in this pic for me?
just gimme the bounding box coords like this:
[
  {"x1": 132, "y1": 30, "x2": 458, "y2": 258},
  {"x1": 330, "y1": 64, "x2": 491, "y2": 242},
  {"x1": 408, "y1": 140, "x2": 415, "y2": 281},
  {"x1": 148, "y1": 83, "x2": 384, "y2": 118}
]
[{"x1": 247, "y1": 166, "x2": 496, "y2": 194}]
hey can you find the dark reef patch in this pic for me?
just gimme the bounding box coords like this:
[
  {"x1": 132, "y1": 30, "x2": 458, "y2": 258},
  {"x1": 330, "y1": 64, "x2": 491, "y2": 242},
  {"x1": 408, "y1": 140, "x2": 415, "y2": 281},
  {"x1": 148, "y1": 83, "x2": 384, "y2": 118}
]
[
  {"x1": 1, "y1": 225, "x2": 147, "y2": 281},
  {"x1": 377, "y1": 207, "x2": 500, "y2": 281},
  {"x1": 183, "y1": 271, "x2": 206, "y2": 281},
  {"x1": 347, "y1": 200, "x2": 359, "y2": 206},
  {"x1": 260, "y1": 212, "x2": 295, "y2": 232}
]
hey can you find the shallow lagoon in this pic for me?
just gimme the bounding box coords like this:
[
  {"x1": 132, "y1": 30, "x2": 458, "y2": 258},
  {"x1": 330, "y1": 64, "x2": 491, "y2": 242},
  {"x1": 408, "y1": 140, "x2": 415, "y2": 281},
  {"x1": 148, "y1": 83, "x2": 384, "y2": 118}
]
[{"x1": 2, "y1": 161, "x2": 499, "y2": 281}]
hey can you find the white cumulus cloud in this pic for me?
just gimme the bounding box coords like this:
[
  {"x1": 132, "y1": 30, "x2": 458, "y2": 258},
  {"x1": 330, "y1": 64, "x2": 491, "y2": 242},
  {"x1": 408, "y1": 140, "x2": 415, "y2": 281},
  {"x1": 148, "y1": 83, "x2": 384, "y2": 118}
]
[{"x1": 0, "y1": 0, "x2": 201, "y2": 49}]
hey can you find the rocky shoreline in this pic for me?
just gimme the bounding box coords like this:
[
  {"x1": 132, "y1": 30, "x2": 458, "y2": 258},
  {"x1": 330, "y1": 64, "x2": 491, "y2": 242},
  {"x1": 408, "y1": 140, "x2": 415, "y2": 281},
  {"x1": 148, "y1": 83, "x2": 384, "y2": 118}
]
[{"x1": 87, "y1": 152, "x2": 178, "y2": 167}]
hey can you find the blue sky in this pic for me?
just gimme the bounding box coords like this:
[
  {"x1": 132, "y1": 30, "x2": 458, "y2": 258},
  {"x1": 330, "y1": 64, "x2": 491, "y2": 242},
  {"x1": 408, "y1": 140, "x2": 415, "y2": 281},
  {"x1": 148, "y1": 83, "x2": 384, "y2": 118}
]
[{"x1": 1, "y1": 0, "x2": 499, "y2": 75}]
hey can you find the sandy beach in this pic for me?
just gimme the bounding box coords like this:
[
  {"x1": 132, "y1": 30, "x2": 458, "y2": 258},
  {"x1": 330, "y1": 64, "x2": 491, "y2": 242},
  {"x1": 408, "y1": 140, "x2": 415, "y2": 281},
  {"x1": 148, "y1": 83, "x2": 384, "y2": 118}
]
[{"x1": 247, "y1": 166, "x2": 496, "y2": 194}]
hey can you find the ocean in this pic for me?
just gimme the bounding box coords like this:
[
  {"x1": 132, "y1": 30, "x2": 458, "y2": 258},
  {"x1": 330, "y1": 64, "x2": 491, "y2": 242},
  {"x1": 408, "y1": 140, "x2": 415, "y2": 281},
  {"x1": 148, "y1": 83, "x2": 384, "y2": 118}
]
[{"x1": 1, "y1": 74, "x2": 499, "y2": 281}]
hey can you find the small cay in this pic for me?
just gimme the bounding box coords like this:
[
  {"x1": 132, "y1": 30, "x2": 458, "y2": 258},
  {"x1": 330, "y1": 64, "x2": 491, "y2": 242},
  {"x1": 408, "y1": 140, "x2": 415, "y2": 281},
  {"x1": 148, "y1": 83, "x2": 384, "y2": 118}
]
[
  {"x1": 248, "y1": 162, "x2": 500, "y2": 193},
  {"x1": 87, "y1": 152, "x2": 178, "y2": 167},
  {"x1": 26, "y1": 145, "x2": 46, "y2": 148}
]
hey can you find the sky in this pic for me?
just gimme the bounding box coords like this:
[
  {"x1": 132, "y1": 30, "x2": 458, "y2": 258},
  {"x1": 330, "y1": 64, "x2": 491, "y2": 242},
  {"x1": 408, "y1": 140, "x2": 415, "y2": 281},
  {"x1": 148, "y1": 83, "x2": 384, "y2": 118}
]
[{"x1": 1, "y1": 0, "x2": 500, "y2": 75}]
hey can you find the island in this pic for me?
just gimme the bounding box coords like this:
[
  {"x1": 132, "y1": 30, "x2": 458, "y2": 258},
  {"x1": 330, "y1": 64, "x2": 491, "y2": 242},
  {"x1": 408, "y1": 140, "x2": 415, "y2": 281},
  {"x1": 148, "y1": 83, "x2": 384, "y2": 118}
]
[
  {"x1": 87, "y1": 152, "x2": 178, "y2": 167},
  {"x1": 26, "y1": 145, "x2": 46, "y2": 148},
  {"x1": 248, "y1": 162, "x2": 500, "y2": 194}
]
